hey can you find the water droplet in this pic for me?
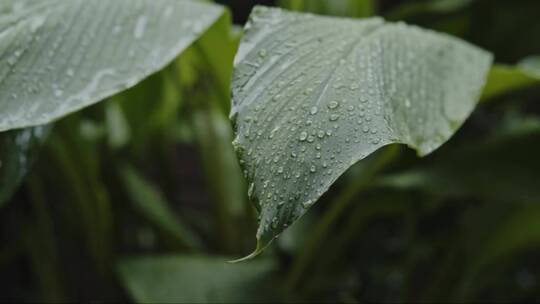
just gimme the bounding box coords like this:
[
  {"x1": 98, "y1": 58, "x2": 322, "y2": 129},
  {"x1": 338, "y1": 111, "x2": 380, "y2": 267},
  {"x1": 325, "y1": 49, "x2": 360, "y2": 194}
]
[
  {"x1": 134, "y1": 15, "x2": 148, "y2": 39},
  {"x1": 329, "y1": 114, "x2": 340, "y2": 121},
  {"x1": 405, "y1": 98, "x2": 411, "y2": 108},
  {"x1": 328, "y1": 100, "x2": 339, "y2": 109},
  {"x1": 299, "y1": 131, "x2": 308, "y2": 141},
  {"x1": 112, "y1": 25, "x2": 122, "y2": 35},
  {"x1": 310, "y1": 106, "x2": 318, "y2": 115},
  {"x1": 302, "y1": 199, "x2": 314, "y2": 208}
]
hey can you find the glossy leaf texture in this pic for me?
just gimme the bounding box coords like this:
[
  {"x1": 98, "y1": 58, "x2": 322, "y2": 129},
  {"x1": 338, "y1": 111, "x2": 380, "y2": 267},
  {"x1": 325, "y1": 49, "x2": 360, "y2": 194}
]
[
  {"x1": 0, "y1": 0, "x2": 223, "y2": 131},
  {"x1": 118, "y1": 256, "x2": 278, "y2": 303},
  {"x1": 231, "y1": 6, "x2": 492, "y2": 256},
  {"x1": 0, "y1": 126, "x2": 49, "y2": 205}
]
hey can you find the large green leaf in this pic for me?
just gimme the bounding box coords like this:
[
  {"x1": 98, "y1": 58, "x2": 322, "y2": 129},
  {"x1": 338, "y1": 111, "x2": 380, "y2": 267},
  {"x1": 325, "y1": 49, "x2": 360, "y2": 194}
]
[
  {"x1": 0, "y1": 0, "x2": 223, "y2": 132},
  {"x1": 231, "y1": 6, "x2": 492, "y2": 257},
  {"x1": 118, "y1": 255, "x2": 278, "y2": 303},
  {"x1": 0, "y1": 126, "x2": 49, "y2": 205}
]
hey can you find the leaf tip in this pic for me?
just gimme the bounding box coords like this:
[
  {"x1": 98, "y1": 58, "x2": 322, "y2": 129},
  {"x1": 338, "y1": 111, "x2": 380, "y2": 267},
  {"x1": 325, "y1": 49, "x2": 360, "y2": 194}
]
[{"x1": 227, "y1": 241, "x2": 265, "y2": 264}]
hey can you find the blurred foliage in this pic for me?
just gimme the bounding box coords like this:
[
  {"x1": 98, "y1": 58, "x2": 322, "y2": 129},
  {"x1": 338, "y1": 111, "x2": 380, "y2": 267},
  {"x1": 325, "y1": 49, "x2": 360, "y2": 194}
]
[{"x1": 1, "y1": 0, "x2": 540, "y2": 302}]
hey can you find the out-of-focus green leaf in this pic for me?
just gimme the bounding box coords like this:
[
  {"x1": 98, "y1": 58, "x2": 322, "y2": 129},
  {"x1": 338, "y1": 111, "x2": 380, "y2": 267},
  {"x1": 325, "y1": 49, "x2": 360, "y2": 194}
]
[
  {"x1": 183, "y1": 11, "x2": 248, "y2": 252},
  {"x1": 467, "y1": 0, "x2": 540, "y2": 63},
  {"x1": 0, "y1": 0, "x2": 223, "y2": 132},
  {"x1": 387, "y1": 0, "x2": 473, "y2": 20},
  {"x1": 0, "y1": 126, "x2": 50, "y2": 205},
  {"x1": 192, "y1": 104, "x2": 248, "y2": 252},
  {"x1": 473, "y1": 204, "x2": 540, "y2": 276},
  {"x1": 120, "y1": 165, "x2": 203, "y2": 250},
  {"x1": 441, "y1": 202, "x2": 540, "y2": 301},
  {"x1": 118, "y1": 255, "x2": 278, "y2": 303},
  {"x1": 41, "y1": 118, "x2": 114, "y2": 272},
  {"x1": 378, "y1": 118, "x2": 540, "y2": 203},
  {"x1": 279, "y1": 0, "x2": 374, "y2": 17},
  {"x1": 105, "y1": 102, "x2": 131, "y2": 150},
  {"x1": 193, "y1": 11, "x2": 238, "y2": 113},
  {"x1": 482, "y1": 57, "x2": 540, "y2": 100},
  {"x1": 231, "y1": 6, "x2": 491, "y2": 257},
  {"x1": 518, "y1": 56, "x2": 540, "y2": 78}
]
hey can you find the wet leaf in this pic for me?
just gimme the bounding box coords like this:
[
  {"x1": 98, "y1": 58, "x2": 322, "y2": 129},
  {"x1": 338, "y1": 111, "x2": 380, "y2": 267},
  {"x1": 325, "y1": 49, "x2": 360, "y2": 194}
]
[
  {"x1": 0, "y1": 126, "x2": 50, "y2": 206},
  {"x1": 231, "y1": 6, "x2": 492, "y2": 256},
  {"x1": 118, "y1": 255, "x2": 278, "y2": 303},
  {"x1": 0, "y1": 0, "x2": 223, "y2": 132}
]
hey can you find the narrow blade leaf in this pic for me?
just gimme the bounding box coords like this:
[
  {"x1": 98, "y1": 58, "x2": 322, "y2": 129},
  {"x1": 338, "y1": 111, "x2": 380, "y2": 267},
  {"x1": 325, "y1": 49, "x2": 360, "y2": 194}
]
[
  {"x1": 0, "y1": 126, "x2": 49, "y2": 205},
  {"x1": 231, "y1": 7, "x2": 492, "y2": 254}
]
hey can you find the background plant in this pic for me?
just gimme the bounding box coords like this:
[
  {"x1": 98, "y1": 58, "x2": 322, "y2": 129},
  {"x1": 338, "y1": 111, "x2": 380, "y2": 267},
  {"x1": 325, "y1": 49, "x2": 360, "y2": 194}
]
[{"x1": 1, "y1": 0, "x2": 540, "y2": 302}]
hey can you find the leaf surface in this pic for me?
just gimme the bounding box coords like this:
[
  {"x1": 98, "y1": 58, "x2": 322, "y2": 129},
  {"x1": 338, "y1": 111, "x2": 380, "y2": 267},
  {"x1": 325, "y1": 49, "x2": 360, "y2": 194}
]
[
  {"x1": 118, "y1": 255, "x2": 278, "y2": 303},
  {"x1": 231, "y1": 6, "x2": 492, "y2": 255},
  {"x1": 0, "y1": 0, "x2": 223, "y2": 131},
  {"x1": 0, "y1": 126, "x2": 49, "y2": 205}
]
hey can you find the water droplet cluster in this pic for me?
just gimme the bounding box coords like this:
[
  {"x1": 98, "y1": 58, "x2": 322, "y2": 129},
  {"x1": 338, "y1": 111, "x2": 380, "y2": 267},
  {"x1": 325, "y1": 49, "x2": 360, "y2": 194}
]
[
  {"x1": 231, "y1": 7, "x2": 492, "y2": 244},
  {"x1": 0, "y1": 0, "x2": 223, "y2": 131}
]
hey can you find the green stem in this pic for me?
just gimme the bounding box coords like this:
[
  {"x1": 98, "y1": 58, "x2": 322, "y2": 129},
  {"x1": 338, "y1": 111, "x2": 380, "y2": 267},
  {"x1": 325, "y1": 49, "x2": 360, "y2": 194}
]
[
  {"x1": 286, "y1": 145, "x2": 400, "y2": 289},
  {"x1": 25, "y1": 174, "x2": 67, "y2": 302},
  {"x1": 46, "y1": 131, "x2": 112, "y2": 273}
]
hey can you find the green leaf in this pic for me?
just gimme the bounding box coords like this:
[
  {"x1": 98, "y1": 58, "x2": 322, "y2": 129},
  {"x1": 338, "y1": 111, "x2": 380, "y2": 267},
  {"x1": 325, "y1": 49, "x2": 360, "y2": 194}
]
[
  {"x1": 386, "y1": 0, "x2": 473, "y2": 20},
  {"x1": 120, "y1": 165, "x2": 203, "y2": 250},
  {"x1": 279, "y1": 0, "x2": 374, "y2": 17},
  {"x1": 118, "y1": 255, "x2": 278, "y2": 303},
  {"x1": 424, "y1": 200, "x2": 540, "y2": 301},
  {"x1": 0, "y1": 0, "x2": 223, "y2": 132},
  {"x1": 457, "y1": 203, "x2": 540, "y2": 300},
  {"x1": 481, "y1": 56, "x2": 540, "y2": 100},
  {"x1": 0, "y1": 126, "x2": 50, "y2": 205},
  {"x1": 519, "y1": 56, "x2": 540, "y2": 77},
  {"x1": 378, "y1": 116, "x2": 540, "y2": 203},
  {"x1": 231, "y1": 6, "x2": 492, "y2": 256}
]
